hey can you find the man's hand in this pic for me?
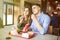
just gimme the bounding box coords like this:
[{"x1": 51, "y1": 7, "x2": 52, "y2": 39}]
[{"x1": 31, "y1": 14, "x2": 37, "y2": 21}]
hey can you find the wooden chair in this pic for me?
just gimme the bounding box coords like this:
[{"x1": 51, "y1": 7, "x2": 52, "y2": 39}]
[
  {"x1": 47, "y1": 26, "x2": 53, "y2": 34},
  {"x1": 53, "y1": 25, "x2": 60, "y2": 36},
  {"x1": 47, "y1": 25, "x2": 60, "y2": 36}
]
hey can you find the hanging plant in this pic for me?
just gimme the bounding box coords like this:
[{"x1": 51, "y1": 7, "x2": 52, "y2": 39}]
[{"x1": 0, "y1": 18, "x2": 4, "y2": 28}]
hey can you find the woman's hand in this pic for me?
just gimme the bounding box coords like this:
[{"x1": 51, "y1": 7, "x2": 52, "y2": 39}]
[{"x1": 20, "y1": 16, "x2": 24, "y2": 23}]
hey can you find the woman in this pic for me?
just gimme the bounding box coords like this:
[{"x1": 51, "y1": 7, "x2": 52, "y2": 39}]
[{"x1": 17, "y1": 8, "x2": 31, "y2": 32}]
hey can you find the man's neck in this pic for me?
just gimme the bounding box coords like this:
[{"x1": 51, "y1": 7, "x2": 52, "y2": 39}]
[{"x1": 36, "y1": 11, "x2": 42, "y2": 16}]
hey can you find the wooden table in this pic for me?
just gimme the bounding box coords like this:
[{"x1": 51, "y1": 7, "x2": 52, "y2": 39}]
[
  {"x1": 58, "y1": 36, "x2": 60, "y2": 40},
  {"x1": 0, "y1": 25, "x2": 59, "y2": 40},
  {"x1": 7, "y1": 34, "x2": 58, "y2": 40}
]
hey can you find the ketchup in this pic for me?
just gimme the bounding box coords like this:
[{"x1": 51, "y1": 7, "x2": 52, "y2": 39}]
[{"x1": 22, "y1": 23, "x2": 29, "y2": 32}]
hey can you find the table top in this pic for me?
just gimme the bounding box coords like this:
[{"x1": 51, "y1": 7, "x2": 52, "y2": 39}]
[
  {"x1": 7, "y1": 34, "x2": 58, "y2": 40},
  {"x1": 0, "y1": 25, "x2": 60, "y2": 40},
  {"x1": 58, "y1": 36, "x2": 60, "y2": 40}
]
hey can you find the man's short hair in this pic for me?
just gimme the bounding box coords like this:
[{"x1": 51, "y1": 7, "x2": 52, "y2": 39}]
[{"x1": 32, "y1": 4, "x2": 41, "y2": 7}]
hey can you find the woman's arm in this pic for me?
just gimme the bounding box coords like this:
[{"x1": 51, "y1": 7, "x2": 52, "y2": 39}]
[{"x1": 20, "y1": 16, "x2": 24, "y2": 24}]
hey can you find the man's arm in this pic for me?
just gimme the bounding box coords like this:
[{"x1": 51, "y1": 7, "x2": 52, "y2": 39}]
[
  {"x1": 31, "y1": 14, "x2": 50, "y2": 34},
  {"x1": 39, "y1": 16, "x2": 50, "y2": 34},
  {"x1": 31, "y1": 14, "x2": 42, "y2": 30}
]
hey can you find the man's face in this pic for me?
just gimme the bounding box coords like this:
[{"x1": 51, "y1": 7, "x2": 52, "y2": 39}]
[{"x1": 32, "y1": 5, "x2": 40, "y2": 15}]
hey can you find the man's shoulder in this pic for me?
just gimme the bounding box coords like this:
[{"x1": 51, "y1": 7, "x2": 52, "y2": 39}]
[
  {"x1": 42, "y1": 13, "x2": 50, "y2": 18},
  {"x1": 41, "y1": 13, "x2": 50, "y2": 20}
]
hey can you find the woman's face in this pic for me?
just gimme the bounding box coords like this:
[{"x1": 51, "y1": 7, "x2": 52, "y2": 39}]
[{"x1": 24, "y1": 8, "x2": 29, "y2": 16}]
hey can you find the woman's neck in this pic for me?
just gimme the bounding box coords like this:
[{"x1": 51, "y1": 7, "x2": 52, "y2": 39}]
[{"x1": 24, "y1": 15, "x2": 28, "y2": 18}]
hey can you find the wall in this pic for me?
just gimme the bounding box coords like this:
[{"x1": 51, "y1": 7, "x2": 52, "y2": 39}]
[
  {"x1": 14, "y1": 6, "x2": 20, "y2": 25},
  {"x1": 41, "y1": 0, "x2": 47, "y2": 13},
  {"x1": 24, "y1": 1, "x2": 32, "y2": 15},
  {"x1": 4, "y1": 0, "x2": 13, "y2": 3}
]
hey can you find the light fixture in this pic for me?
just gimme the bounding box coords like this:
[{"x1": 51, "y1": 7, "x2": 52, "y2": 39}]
[
  {"x1": 38, "y1": 0, "x2": 41, "y2": 1},
  {"x1": 55, "y1": 1, "x2": 58, "y2": 3}
]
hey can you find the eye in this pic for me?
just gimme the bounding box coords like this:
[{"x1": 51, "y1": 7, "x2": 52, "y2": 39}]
[{"x1": 33, "y1": 7, "x2": 36, "y2": 9}]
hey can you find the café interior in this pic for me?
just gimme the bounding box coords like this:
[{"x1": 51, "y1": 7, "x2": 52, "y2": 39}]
[{"x1": 0, "y1": 0, "x2": 60, "y2": 40}]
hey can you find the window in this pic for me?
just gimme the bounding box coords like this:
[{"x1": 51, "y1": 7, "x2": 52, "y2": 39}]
[{"x1": 3, "y1": 3, "x2": 14, "y2": 25}]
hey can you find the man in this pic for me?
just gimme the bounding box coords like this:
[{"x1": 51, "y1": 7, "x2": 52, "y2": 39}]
[{"x1": 30, "y1": 4, "x2": 50, "y2": 35}]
